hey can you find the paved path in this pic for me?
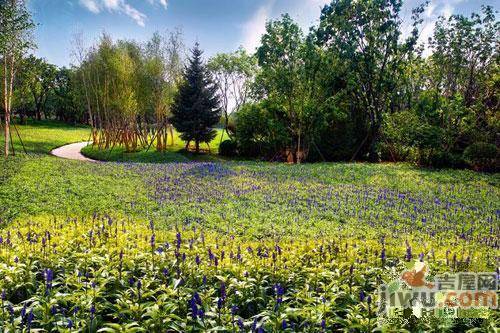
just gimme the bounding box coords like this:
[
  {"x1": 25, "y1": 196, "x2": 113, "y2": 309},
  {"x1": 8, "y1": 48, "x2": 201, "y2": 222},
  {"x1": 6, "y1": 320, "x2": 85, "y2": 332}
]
[{"x1": 51, "y1": 142, "x2": 97, "y2": 162}]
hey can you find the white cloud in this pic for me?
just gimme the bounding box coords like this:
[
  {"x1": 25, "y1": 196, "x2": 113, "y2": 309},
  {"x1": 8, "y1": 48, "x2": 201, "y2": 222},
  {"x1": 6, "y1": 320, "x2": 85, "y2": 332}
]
[
  {"x1": 78, "y1": 0, "x2": 167, "y2": 26},
  {"x1": 241, "y1": 1, "x2": 275, "y2": 52},
  {"x1": 122, "y1": 3, "x2": 147, "y2": 27},
  {"x1": 79, "y1": 0, "x2": 100, "y2": 13},
  {"x1": 158, "y1": 0, "x2": 167, "y2": 9},
  {"x1": 146, "y1": 0, "x2": 168, "y2": 9},
  {"x1": 415, "y1": 0, "x2": 464, "y2": 56}
]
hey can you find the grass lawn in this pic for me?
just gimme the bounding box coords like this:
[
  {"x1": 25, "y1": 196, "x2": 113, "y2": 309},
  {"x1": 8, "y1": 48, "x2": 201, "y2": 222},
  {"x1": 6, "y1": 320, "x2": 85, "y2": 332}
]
[
  {"x1": 81, "y1": 128, "x2": 230, "y2": 163},
  {"x1": 0, "y1": 121, "x2": 498, "y2": 331},
  {"x1": 0, "y1": 120, "x2": 90, "y2": 155}
]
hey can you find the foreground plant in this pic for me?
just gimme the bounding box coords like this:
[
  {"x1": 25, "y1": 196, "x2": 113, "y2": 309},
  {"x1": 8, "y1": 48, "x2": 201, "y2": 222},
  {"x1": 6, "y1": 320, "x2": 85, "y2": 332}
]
[{"x1": 0, "y1": 214, "x2": 497, "y2": 332}]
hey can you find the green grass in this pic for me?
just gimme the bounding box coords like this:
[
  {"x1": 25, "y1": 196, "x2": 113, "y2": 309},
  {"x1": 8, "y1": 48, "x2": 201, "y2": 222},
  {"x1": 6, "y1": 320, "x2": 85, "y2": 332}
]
[
  {"x1": 0, "y1": 120, "x2": 499, "y2": 331},
  {"x1": 81, "y1": 128, "x2": 230, "y2": 163},
  {"x1": 0, "y1": 120, "x2": 90, "y2": 155}
]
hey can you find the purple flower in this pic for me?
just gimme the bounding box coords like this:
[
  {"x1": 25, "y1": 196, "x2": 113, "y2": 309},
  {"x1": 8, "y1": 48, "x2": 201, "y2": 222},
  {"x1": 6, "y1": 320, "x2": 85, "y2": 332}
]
[
  {"x1": 45, "y1": 268, "x2": 54, "y2": 292},
  {"x1": 150, "y1": 234, "x2": 156, "y2": 249},
  {"x1": 359, "y1": 291, "x2": 366, "y2": 302},
  {"x1": 220, "y1": 282, "x2": 226, "y2": 300},
  {"x1": 405, "y1": 246, "x2": 412, "y2": 261},
  {"x1": 27, "y1": 309, "x2": 34, "y2": 328},
  {"x1": 189, "y1": 297, "x2": 198, "y2": 319},
  {"x1": 381, "y1": 248, "x2": 386, "y2": 262},
  {"x1": 281, "y1": 319, "x2": 287, "y2": 329},
  {"x1": 176, "y1": 232, "x2": 182, "y2": 249},
  {"x1": 90, "y1": 304, "x2": 96, "y2": 319},
  {"x1": 237, "y1": 318, "x2": 244, "y2": 330}
]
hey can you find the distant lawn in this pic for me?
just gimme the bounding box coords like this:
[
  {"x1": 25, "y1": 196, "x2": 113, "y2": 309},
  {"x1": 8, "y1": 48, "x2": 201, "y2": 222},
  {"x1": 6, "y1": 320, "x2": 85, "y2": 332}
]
[
  {"x1": 0, "y1": 120, "x2": 90, "y2": 155},
  {"x1": 0, "y1": 120, "x2": 229, "y2": 162},
  {"x1": 82, "y1": 128, "x2": 230, "y2": 163}
]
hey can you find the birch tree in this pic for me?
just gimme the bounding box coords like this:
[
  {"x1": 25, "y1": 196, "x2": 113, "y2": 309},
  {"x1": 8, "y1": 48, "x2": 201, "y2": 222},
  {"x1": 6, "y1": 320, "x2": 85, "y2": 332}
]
[{"x1": 0, "y1": 0, "x2": 34, "y2": 157}]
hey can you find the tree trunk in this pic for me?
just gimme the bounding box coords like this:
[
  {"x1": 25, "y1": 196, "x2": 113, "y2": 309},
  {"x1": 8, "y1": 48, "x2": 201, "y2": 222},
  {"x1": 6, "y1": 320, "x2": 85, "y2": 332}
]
[
  {"x1": 4, "y1": 111, "x2": 10, "y2": 157},
  {"x1": 169, "y1": 125, "x2": 174, "y2": 146},
  {"x1": 3, "y1": 57, "x2": 9, "y2": 157},
  {"x1": 195, "y1": 141, "x2": 200, "y2": 153}
]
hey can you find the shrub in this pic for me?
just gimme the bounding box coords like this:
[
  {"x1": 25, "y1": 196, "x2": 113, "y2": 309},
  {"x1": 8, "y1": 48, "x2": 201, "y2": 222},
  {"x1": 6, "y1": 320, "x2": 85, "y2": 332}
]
[
  {"x1": 234, "y1": 102, "x2": 289, "y2": 158},
  {"x1": 463, "y1": 142, "x2": 498, "y2": 172},
  {"x1": 429, "y1": 151, "x2": 464, "y2": 169},
  {"x1": 219, "y1": 139, "x2": 238, "y2": 157}
]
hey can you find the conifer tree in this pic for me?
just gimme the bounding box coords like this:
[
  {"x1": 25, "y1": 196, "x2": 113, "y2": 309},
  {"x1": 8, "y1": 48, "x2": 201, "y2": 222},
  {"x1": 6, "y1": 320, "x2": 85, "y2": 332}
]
[{"x1": 171, "y1": 43, "x2": 221, "y2": 153}]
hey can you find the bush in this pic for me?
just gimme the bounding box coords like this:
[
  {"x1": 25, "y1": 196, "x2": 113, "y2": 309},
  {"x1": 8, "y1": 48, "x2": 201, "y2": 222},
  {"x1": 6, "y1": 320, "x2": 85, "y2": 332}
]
[
  {"x1": 219, "y1": 139, "x2": 238, "y2": 157},
  {"x1": 429, "y1": 151, "x2": 464, "y2": 169},
  {"x1": 463, "y1": 142, "x2": 498, "y2": 172},
  {"x1": 234, "y1": 102, "x2": 289, "y2": 158}
]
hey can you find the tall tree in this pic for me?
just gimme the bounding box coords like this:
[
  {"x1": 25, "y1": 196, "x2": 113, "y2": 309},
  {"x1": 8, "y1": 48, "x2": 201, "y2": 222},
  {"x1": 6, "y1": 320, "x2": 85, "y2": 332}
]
[
  {"x1": 316, "y1": 0, "x2": 424, "y2": 161},
  {"x1": 256, "y1": 14, "x2": 323, "y2": 163},
  {"x1": 22, "y1": 55, "x2": 57, "y2": 120},
  {"x1": 208, "y1": 48, "x2": 256, "y2": 140},
  {"x1": 138, "y1": 30, "x2": 184, "y2": 152},
  {"x1": 0, "y1": 0, "x2": 34, "y2": 157},
  {"x1": 171, "y1": 44, "x2": 221, "y2": 153}
]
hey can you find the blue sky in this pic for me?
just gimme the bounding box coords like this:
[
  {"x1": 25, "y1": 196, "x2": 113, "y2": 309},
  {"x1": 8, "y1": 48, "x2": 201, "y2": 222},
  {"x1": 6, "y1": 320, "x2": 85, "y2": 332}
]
[{"x1": 29, "y1": 0, "x2": 492, "y2": 67}]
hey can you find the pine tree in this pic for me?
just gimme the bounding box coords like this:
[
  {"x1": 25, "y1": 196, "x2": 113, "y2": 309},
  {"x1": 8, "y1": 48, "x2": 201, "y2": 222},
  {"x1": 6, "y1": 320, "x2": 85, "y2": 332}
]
[{"x1": 171, "y1": 43, "x2": 221, "y2": 153}]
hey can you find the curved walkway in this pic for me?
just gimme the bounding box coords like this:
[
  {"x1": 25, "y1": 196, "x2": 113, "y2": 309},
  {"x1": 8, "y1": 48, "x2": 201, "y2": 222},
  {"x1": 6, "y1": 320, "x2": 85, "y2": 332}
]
[{"x1": 51, "y1": 142, "x2": 97, "y2": 162}]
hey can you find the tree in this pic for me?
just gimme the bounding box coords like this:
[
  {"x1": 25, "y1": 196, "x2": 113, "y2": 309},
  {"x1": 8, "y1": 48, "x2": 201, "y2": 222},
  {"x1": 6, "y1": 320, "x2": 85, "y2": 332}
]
[
  {"x1": 208, "y1": 48, "x2": 256, "y2": 140},
  {"x1": 171, "y1": 44, "x2": 221, "y2": 153},
  {"x1": 256, "y1": 14, "x2": 324, "y2": 163},
  {"x1": 50, "y1": 67, "x2": 85, "y2": 124},
  {"x1": 316, "y1": 0, "x2": 424, "y2": 161},
  {"x1": 138, "y1": 30, "x2": 184, "y2": 152},
  {"x1": 0, "y1": 0, "x2": 35, "y2": 157},
  {"x1": 22, "y1": 55, "x2": 57, "y2": 120}
]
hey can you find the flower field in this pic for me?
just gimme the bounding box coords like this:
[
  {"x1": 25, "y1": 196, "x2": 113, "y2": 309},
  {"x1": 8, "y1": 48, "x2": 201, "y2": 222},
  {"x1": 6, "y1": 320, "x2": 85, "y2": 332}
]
[{"x1": 0, "y1": 159, "x2": 499, "y2": 331}]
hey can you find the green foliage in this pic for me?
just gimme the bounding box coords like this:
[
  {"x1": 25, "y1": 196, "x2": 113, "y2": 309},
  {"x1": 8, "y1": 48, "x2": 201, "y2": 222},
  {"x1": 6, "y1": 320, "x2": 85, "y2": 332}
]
[
  {"x1": 0, "y1": 120, "x2": 89, "y2": 156},
  {"x1": 1, "y1": 122, "x2": 499, "y2": 330},
  {"x1": 218, "y1": 140, "x2": 237, "y2": 157},
  {"x1": 255, "y1": 14, "x2": 326, "y2": 162},
  {"x1": 0, "y1": 214, "x2": 496, "y2": 332},
  {"x1": 171, "y1": 44, "x2": 222, "y2": 153},
  {"x1": 208, "y1": 48, "x2": 256, "y2": 138},
  {"x1": 234, "y1": 102, "x2": 288, "y2": 158},
  {"x1": 463, "y1": 142, "x2": 498, "y2": 172},
  {"x1": 315, "y1": 0, "x2": 424, "y2": 161},
  {"x1": 0, "y1": 156, "x2": 498, "y2": 330}
]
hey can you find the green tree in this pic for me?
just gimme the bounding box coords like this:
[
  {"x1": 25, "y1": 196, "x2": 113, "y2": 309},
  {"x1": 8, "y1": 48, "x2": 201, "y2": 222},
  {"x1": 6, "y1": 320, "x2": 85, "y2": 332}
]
[
  {"x1": 171, "y1": 44, "x2": 221, "y2": 153},
  {"x1": 208, "y1": 48, "x2": 256, "y2": 140},
  {"x1": 0, "y1": 0, "x2": 35, "y2": 157},
  {"x1": 316, "y1": 0, "x2": 424, "y2": 161},
  {"x1": 256, "y1": 14, "x2": 324, "y2": 163},
  {"x1": 22, "y1": 55, "x2": 57, "y2": 120},
  {"x1": 138, "y1": 31, "x2": 184, "y2": 152}
]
